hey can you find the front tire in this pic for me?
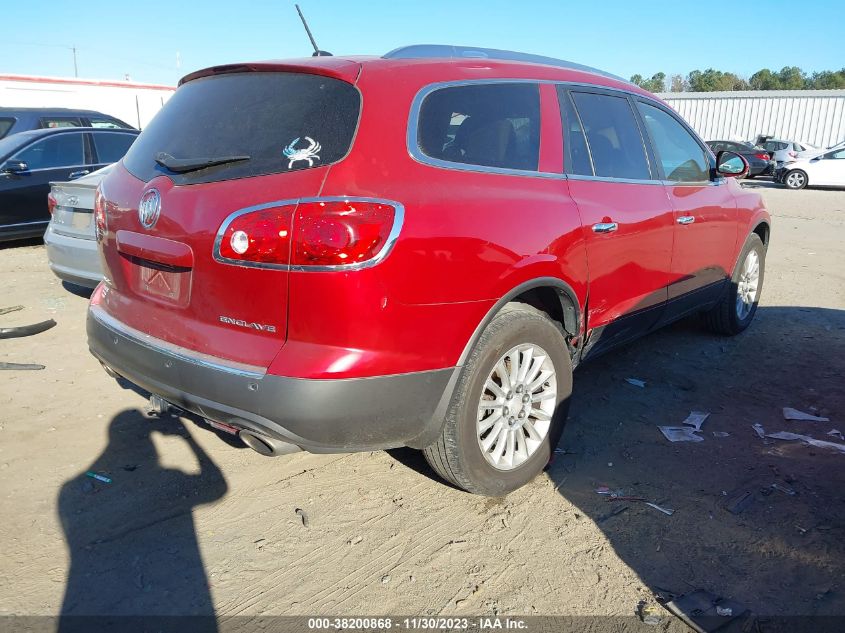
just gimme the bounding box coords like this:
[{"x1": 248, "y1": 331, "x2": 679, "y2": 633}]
[
  {"x1": 784, "y1": 169, "x2": 808, "y2": 190},
  {"x1": 703, "y1": 233, "x2": 765, "y2": 335},
  {"x1": 423, "y1": 303, "x2": 573, "y2": 496}
]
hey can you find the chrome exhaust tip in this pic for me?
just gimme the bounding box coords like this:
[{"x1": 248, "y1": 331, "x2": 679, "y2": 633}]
[{"x1": 239, "y1": 430, "x2": 301, "y2": 457}]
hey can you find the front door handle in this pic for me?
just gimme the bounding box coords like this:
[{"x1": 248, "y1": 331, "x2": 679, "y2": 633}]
[
  {"x1": 68, "y1": 169, "x2": 90, "y2": 180},
  {"x1": 592, "y1": 222, "x2": 618, "y2": 233},
  {"x1": 676, "y1": 215, "x2": 695, "y2": 225}
]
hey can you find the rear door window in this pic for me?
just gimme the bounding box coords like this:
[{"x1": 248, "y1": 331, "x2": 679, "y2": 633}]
[
  {"x1": 11, "y1": 132, "x2": 85, "y2": 169},
  {"x1": 122, "y1": 72, "x2": 361, "y2": 185},
  {"x1": 40, "y1": 117, "x2": 83, "y2": 129},
  {"x1": 636, "y1": 102, "x2": 710, "y2": 183},
  {"x1": 92, "y1": 132, "x2": 137, "y2": 163},
  {"x1": 556, "y1": 88, "x2": 593, "y2": 176},
  {"x1": 0, "y1": 118, "x2": 15, "y2": 139},
  {"x1": 416, "y1": 83, "x2": 541, "y2": 172},
  {"x1": 89, "y1": 117, "x2": 132, "y2": 129},
  {"x1": 569, "y1": 92, "x2": 651, "y2": 180}
]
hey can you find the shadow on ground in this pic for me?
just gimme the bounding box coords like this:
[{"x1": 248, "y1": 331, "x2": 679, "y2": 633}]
[
  {"x1": 544, "y1": 306, "x2": 845, "y2": 625},
  {"x1": 57, "y1": 410, "x2": 227, "y2": 632}
]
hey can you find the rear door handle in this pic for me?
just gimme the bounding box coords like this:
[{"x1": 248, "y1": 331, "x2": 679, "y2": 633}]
[
  {"x1": 676, "y1": 215, "x2": 695, "y2": 225},
  {"x1": 592, "y1": 222, "x2": 618, "y2": 233},
  {"x1": 68, "y1": 170, "x2": 90, "y2": 180}
]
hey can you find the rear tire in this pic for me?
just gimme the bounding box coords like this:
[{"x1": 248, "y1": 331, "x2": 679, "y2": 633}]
[
  {"x1": 703, "y1": 234, "x2": 765, "y2": 336},
  {"x1": 423, "y1": 303, "x2": 573, "y2": 496},
  {"x1": 784, "y1": 169, "x2": 808, "y2": 190}
]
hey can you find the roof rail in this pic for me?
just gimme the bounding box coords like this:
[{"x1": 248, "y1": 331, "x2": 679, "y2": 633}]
[{"x1": 383, "y1": 44, "x2": 627, "y2": 83}]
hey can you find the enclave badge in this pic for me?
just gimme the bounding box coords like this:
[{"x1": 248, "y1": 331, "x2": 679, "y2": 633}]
[{"x1": 138, "y1": 189, "x2": 161, "y2": 229}]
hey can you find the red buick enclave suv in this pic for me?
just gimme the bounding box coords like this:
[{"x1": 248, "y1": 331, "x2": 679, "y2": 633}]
[{"x1": 88, "y1": 45, "x2": 770, "y2": 495}]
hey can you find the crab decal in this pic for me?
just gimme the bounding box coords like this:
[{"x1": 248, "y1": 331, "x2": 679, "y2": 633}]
[{"x1": 283, "y1": 136, "x2": 322, "y2": 168}]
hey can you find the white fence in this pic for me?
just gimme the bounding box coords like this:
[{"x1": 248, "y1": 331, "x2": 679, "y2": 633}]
[
  {"x1": 0, "y1": 74, "x2": 175, "y2": 129},
  {"x1": 658, "y1": 90, "x2": 845, "y2": 148}
]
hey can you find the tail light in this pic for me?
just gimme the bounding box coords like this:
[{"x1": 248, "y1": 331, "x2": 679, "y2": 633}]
[
  {"x1": 47, "y1": 192, "x2": 58, "y2": 216},
  {"x1": 788, "y1": 151, "x2": 797, "y2": 158},
  {"x1": 94, "y1": 187, "x2": 107, "y2": 242},
  {"x1": 215, "y1": 198, "x2": 402, "y2": 270},
  {"x1": 754, "y1": 153, "x2": 770, "y2": 161}
]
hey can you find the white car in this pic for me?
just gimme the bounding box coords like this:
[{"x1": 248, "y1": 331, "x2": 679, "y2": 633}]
[
  {"x1": 779, "y1": 148, "x2": 845, "y2": 189},
  {"x1": 759, "y1": 138, "x2": 817, "y2": 167},
  {"x1": 797, "y1": 139, "x2": 845, "y2": 160}
]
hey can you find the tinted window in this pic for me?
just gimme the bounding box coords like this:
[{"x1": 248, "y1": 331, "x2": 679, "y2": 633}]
[
  {"x1": 12, "y1": 133, "x2": 85, "y2": 169},
  {"x1": 557, "y1": 89, "x2": 592, "y2": 176},
  {"x1": 417, "y1": 83, "x2": 540, "y2": 171},
  {"x1": 90, "y1": 117, "x2": 131, "y2": 129},
  {"x1": 827, "y1": 149, "x2": 845, "y2": 159},
  {"x1": 40, "y1": 118, "x2": 83, "y2": 129},
  {"x1": 123, "y1": 72, "x2": 361, "y2": 185},
  {"x1": 0, "y1": 118, "x2": 14, "y2": 139},
  {"x1": 570, "y1": 92, "x2": 651, "y2": 180},
  {"x1": 637, "y1": 102, "x2": 709, "y2": 183},
  {"x1": 92, "y1": 132, "x2": 137, "y2": 163}
]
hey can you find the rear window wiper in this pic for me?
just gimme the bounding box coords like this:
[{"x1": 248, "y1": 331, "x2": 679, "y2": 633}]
[{"x1": 154, "y1": 152, "x2": 250, "y2": 174}]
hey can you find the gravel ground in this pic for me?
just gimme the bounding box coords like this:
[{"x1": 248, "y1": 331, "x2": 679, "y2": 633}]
[{"x1": 0, "y1": 182, "x2": 843, "y2": 629}]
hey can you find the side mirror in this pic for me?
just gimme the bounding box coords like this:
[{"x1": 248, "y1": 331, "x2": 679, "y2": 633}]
[
  {"x1": 1, "y1": 160, "x2": 28, "y2": 174},
  {"x1": 716, "y1": 151, "x2": 748, "y2": 178}
]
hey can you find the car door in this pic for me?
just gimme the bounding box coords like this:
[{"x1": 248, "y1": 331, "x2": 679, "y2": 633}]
[
  {"x1": 634, "y1": 99, "x2": 739, "y2": 321},
  {"x1": 559, "y1": 88, "x2": 673, "y2": 358},
  {"x1": 0, "y1": 131, "x2": 88, "y2": 230},
  {"x1": 806, "y1": 149, "x2": 845, "y2": 185},
  {"x1": 89, "y1": 131, "x2": 138, "y2": 171}
]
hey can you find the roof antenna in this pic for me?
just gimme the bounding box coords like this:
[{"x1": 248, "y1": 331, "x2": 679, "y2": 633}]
[{"x1": 295, "y1": 4, "x2": 332, "y2": 57}]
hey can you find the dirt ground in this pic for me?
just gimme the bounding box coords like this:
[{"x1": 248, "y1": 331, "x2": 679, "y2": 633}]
[{"x1": 1, "y1": 182, "x2": 843, "y2": 629}]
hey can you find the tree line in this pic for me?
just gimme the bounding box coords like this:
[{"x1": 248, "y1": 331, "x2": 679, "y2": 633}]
[{"x1": 630, "y1": 67, "x2": 845, "y2": 93}]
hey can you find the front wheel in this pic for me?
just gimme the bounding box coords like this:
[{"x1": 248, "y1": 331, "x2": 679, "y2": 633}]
[
  {"x1": 784, "y1": 169, "x2": 808, "y2": 190},
  {"x1": 703, "y1": 233, "x2": 765, "y2": 335},
  {"x1": 423, "y1": 303, "x2": 573, "y2": 496}
]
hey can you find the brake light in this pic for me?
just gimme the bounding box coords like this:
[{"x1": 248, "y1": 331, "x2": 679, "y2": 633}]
[
  {"x1": 788, "y1": 151, "x2": 797, "y2": 158},
  {"x1": 94, "y1": 187, "x2": 107, "y2": 242},
  {"x1": 754, "y1": 153, "x2": 770, "y2": 161},
  {"x1": 215, "y1": 198, "x2": 401, "y2": 269},
  {"x1": 47, "y1": 192, "x2": 58, "y2": 215},
  {"x1": 217, "y1": 206, "x2": 293, "y2": 265}
]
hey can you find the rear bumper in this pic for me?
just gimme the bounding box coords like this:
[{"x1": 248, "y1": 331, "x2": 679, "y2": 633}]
[
  {"x1": 87, "y1": 304, "x2": 458, "y2": 452},
  {"x1": 44, "y1": 225, "x2": 101, "y2": 288}
]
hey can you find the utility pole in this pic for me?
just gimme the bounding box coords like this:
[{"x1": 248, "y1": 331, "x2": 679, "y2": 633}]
[{"x1": 71, "y1": 46, "x2": 78, "y2": 77}]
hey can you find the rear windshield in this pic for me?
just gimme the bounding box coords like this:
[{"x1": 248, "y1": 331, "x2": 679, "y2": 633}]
[{"x1": 123, "y1": 72, "x2": 361, "y2": 185}]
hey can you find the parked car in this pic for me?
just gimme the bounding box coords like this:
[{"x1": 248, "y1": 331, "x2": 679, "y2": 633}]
[
  {"x1": 87, "y1": 45, "x2": 770, "y2": 496},
  {"x1": 758, "y1": 137, "x2": 816, "y2": 168},
  {"x1": 0, "y1": 127, "x2": 138, "y2": 241},
  {"x1": 776, "y1": 147, "x2": 845, "y2": 189},
  {"x1": 45, "y1": 166, "x2": 112, "y2": 288},
  {"x1": 0, "y1": 107, "x2": 135, "y2": 139},
  {"x1": 706, "y1": 140, "x2": 774, "y2": 177}
]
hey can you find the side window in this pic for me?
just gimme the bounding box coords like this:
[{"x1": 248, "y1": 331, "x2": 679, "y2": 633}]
[
  {"x1": 417, "y1": 83, "x2": 540, "y2": 171},
  {"x1": 0, "y1": 118, "x2": 15, "y2": 139},
  {"x1": 827, "y1": 149, "x2": 845, "y2": 159},
  {"x1": 556, "y1": 88, "x2": 593, "y2": 176},
  {"x1": 40, "y1": 117, "x2": 83, "y2": 129},
  {"x1": 92, "y1": 132, "x2": 137, "y2": 163},
  {"x1": 636, "y1": 102, "x2": 710, "y2": 183},
  {"x1": 11, "y1": 133, "x2": 85, "y2": 170},
  {"x1": 90, "y1": 117, "x2": 131, "y2": 129},
  {"x1": 570, "y1": 92, "x2": 651, "y2": 180}
]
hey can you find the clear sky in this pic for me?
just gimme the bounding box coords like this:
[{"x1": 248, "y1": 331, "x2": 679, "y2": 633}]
[{"x1": 2, "y1": 0, "x2": 843, "y2": 86}]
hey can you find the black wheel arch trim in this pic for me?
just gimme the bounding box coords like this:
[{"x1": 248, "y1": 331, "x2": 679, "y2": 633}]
[{"x1": 456, "y1": 277, "x2": 582, "y2": 367}]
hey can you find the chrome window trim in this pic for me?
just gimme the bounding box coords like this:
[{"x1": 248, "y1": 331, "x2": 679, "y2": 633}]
[
  {"x1": 212, "y1": 196, "x2": 405, "y2": 272},
  {"x1": 90, "y1": 303, "x2": 266, "y2": 379},
  {"x1": 566, "y1": 174, "x2": 665, "y2": 186},
  {"x1": 407, "y1": 78, "x2": 673, "y2": 180}
]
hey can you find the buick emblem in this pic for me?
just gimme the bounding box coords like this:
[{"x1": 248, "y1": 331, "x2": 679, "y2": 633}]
[{"x1": 138, "y1": 189, "x2": 161, "y2": 229}]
